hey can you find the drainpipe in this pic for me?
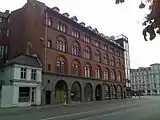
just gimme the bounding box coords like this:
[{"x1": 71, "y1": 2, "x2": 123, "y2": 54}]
[{"x1": 44, "y1": 11, "x2": 48, "y2": 71}]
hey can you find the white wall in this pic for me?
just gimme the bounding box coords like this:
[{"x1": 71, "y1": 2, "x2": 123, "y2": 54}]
[
  {"x1": 0, "y1": 63, "x2": 42, "y2": 107},
  {"x1": 13, "y1": 64, "x2": 42, "y2": 82},
  {"x1": 1, "y1": 85, "x2": 15, "y2": 107}
]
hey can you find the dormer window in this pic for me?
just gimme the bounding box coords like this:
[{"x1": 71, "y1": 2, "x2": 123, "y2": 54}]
[
  {"x1": 93, "y1": 28, "x2": 98, "y2": 33},
  {"x1": 71, "y1": 16, "x2": 78, "y2": 22},
  {"x1": 79, "y1": 22, "x2": 85, "y2": 26},
  {"x1": 52, "y1": 7, "x2": 60, "y2": 12},
  {"x1": 100, "y1": 33, "x2": 105, "y2": 37},
  {"x1": 48, "y1": 18, "x2": 52, "y2": 26},
  {"x1": 63, "y1": 12, "x2": 69, "y2": 17},
  {"x1": 86, "y1": 26, "x2": 92, "y2": 30}
]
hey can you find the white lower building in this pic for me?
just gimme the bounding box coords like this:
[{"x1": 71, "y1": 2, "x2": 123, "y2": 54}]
[{"x1": 0, "y1": 54, "x2": 42, "y2": 107}]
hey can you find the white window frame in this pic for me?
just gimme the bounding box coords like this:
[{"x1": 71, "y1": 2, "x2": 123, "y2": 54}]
[
  {"x1": 31, "y1": 69, "x2": 36, "y2": 80},
  {"x1": 47, "y1": 40, "x2": 52, "y2": 48},
  {"x1": 20, "y1": 68, "x2": 27, "y2": 79},
  {"x1": 48, "y1": 18, "x2": 52, "y2": 26},
  {"x1": 6, "y1": 29, "x2": 9, "y2": 36},
  {"x1": 95, "y1": 69, "x2": 100, "y2": 79}
]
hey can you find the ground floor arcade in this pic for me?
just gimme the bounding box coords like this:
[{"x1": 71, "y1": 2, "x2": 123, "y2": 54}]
[{"x1": 41, "y1": 73, "x2": 125, "y2": 105}]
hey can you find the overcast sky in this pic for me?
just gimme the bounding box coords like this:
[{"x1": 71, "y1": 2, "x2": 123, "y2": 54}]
[{"x1": 0, "y1": 0, "x2": 159, "y2": 69}]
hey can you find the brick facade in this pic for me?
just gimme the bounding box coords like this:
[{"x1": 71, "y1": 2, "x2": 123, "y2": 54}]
[{"x1": 7, "y1": 0, "x2": 126, "y2": 104}]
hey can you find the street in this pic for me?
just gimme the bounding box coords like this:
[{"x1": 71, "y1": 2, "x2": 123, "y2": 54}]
[{"x1": 0, "y1": 96, "x2": 160, "y2": 120}]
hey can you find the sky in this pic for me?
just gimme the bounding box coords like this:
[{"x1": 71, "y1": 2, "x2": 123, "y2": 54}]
[{"x1": 0, "y1": 0, "x2": 160, "y2": 69}]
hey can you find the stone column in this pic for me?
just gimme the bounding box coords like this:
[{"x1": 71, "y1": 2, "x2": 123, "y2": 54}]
[
  {"x1": 67, "y1": 89, "x2": 71, "y2": 104},
  {"x1": 101, "y1": 85, "x2": 105, "y2": 101},
  {"x1": 110, "y1": 85, "x2": 113, "y2": 100},
  {"x1": 51, "y1": 90, "x2": 55, "y2": 104},
  {"x1": 81, "y1": 87, "x2": 84, "y2": 102},
  {"x1": 35, "y1": 86, "x2": 41, "y2": 105},
  {"x1": 92, "y1": 87, "x2": 96, "y2": 101}
]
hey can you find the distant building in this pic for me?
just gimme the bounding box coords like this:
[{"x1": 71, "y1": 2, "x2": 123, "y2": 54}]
[
  {"x1": 0, "y1": 54, "x2": 42, "y2": 107},
  {"x1": 130, "y1": 63, "x2": 160, "y2": 95},
  {"x1": 116, "y1": 35, "x2": 131, "y2": 97},
  {"x1": 0, "y1": 10, "x2": 10, "y2": 67}
]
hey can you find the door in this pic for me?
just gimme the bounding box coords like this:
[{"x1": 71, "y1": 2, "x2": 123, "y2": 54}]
[{"x1": 46, "y1": 91, "x2": 51, "y2": 104}]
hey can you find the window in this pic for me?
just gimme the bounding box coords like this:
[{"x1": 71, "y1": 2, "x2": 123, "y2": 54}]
[
  {"x1": 104, "y1": 54, "x2": 109, "y2": 65},
  {"x1": 0, "y1": 17, "x2": 2, "y2": 23},
  {"x1": 116, "y1": 59, "x2": 121, "y2": 68},
  {"x1": 72, "y1": 63, "x2": 80, "y2": 76},
  {"x1": 95, "y1": 50, "x2": 101, "y2": 62},
  {"x1": 56, "y1": 59, "x2": 65, "y2": 74},
  {"x1": 85, "y1": 64, "x2": 91, "y2": 77},
  {"x1": 6, "y1": 29, "x2": 9, "y2": 36},
  {"x1": 19, "y1": 87, "x2": 30, "y2": 102},
  {"x1": 103, "y1": 45, "x2": 108, "y2": 51},
  {"x1": 104, "y1": 70, "x2": 109, "y2": 80},
  {"x1": 0, "y1": 45, "x2": 5, "y2": 58},
  {"x1": 110, "y1": 70, "x2": 116, "y2": 81},
  {"x1": 84, "y1": 46, "x2": 91, "y2": 59},
  {"x1": 21, "y1": 68, "x2": 27, "y2": 79},
  {"x1": 47, "y1": 64, "x2": 51, "y2": 71},
  {"x1": 95, "y1": 68, "x2": 100, "y2": 79},
  {"x1": 109, "y1": 47, "x2": 114, "y2": 53},
  {"x1": 48, "y1": 18, "x2": 52, "y2": 26},
  {"x1": 57, "y1": 22, "x2": 67, "y2": 32},
  {"x1": 72, "y1": 42, "x2": 79, "y2": 56},
  {"x1": 117, "y1": 71, "x2": 121, "y2": 81},
  {"x1": 31, "y1": 69, "x2": 36, "y2": 80},
  {"x1": 95, "y1": 41, "x2": 100, "y2": 47},
  {"x1": 72, "y1": 29, "x2": 80, "y2": 38},
  {"x1": 47, "y1": 40, "x2": 52, "y2": 48},
  {"x1": 110, "y1": 56, "x2": 115, "y2": 66},
  {"x1": 56, "y1": 40, "x2": 66, "y2": 52},
  {"x1": 84, "y1": 35, "x2": 90, "y2": 43}
]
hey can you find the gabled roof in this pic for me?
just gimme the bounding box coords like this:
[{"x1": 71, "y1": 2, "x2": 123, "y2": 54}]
[{"x1": 6, "y1": 54, "x2": 42, "y2": 68}]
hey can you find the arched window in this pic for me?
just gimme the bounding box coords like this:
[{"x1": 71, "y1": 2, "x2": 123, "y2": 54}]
[
  {"x1": 110, "y1": 69, "x2": 116, "y2": 81},
  {"x1": 104, "y1": 54, "x2": 109, "y2": 65},
  {"x1": 116, "y1": 59, "x2": 121, "y2": 68},
  {"x1": 56, "y1": 58, "x2": 66, "y2": 74},
  {"x1": 117, "y1": 71, "x2": 121, "y2": 81},
  {"x1": 84, "y1": 46, "x2": 91, "y2": 59},
  {"x1": 104, "y1": 69, "x2": 109, "y2": 80},
  {"x1": 56, "y1": 36, "x2": 66, "y2": 52},
  {"x1": 72, "y1": 60, "x2": 80, "y2": 76},
  {"x1": 95, "y1": 50, "x2": 101, "y2": 62},
  {"x1": 110, "y1": 56, "x2": 115, "y2": 66},
  {"x1": 72, "y1": 42, "x2": 79, "y2": 56},
  {"x1": 95, "y1": 66, "x2": 101, "y2": 79},
  {"x1": 85, "y1": 64, "x2": 91, "y2": 77}
]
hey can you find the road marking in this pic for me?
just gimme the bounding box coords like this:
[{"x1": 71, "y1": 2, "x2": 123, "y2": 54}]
[
  {"x1": 40, "y1": 109, "x2": 106, "y2": 120},
  {"x1": 40, "y1": 100, "x2": 151, "y2": 120}
]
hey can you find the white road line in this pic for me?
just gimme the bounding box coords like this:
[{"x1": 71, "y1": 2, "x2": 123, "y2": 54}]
[
  {"x1": 40, "y1": 109, "x2": 103, "y2": 120},
  {"x1": 40, "y1": 101, "x2": 149, "y2": 120}
]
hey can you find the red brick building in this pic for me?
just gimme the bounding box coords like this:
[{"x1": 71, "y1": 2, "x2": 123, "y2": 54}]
[
  {"x1": 7, "y1": 0, "x2": 125, "y2": 104},
  {"x1": 0, "y1": 10, "x2": 9, "y2": 67}
]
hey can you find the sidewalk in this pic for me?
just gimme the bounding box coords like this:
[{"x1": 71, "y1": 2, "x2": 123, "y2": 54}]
[{"x1": 0, "y1": 98, "x2": 136, "y2": 116}]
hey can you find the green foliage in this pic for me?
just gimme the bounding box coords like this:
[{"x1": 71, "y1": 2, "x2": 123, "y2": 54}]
[{"x1": 116, "y1": 0, "x2": 160, "y2": 41}]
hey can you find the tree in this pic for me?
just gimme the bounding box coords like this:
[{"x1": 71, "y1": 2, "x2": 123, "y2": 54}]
[{"x1": 116, "y1": 0, "x2": 160, "y2": 41}]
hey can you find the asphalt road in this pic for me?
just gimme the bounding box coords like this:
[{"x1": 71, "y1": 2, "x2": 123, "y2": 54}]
[{"x1": 0, "y1": 96, "x2": 160, "y2": 120}]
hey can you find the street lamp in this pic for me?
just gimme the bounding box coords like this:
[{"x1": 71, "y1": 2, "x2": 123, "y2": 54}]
[{"x1": 139, "y1": 0, "x2": 145, "y2": 9}]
